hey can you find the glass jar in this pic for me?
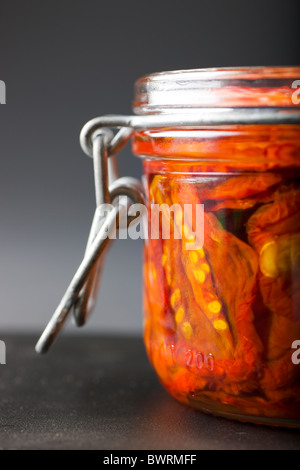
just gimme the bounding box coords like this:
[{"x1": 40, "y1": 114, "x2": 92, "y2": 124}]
[
  {"x1": 132, "y1": 67, "x2": 300, "y2": 426},
  {"x1": 36, "y1": 66, "x2": 300, "y2": 428}
]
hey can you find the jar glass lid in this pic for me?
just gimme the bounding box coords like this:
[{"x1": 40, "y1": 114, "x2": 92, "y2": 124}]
[{"x1": 133, "y1": 67, "x2": 300, "y2": 114}]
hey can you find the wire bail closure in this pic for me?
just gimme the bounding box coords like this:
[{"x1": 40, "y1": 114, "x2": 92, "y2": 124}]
[
  {"x1": 35, "y1": 121, "x2": 144, "y2": 354},
  {"x1": 36, "y1": 108, "x2": 300, "y2": 354}
]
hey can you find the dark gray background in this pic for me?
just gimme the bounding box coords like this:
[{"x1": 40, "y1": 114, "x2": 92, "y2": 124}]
[{"x1": 1, "y1": 0, "x2": 299, "y2": 335}]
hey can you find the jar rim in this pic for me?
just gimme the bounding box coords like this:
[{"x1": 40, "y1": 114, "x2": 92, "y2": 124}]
[{"x1": 133, "y1": 66, "x2": 300, "y2": 114}]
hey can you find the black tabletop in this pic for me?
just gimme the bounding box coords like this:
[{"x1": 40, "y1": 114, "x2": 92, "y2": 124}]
[{"x1": 0, "y1": 335, "x2": 299, "y2": 450}]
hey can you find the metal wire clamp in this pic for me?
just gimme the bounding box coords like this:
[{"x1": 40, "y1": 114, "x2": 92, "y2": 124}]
[{"x1": 35, "y1": 124, "x2": 143, "y2": 354}]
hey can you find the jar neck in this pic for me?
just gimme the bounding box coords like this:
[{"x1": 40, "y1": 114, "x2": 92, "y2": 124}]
[{"x1": 132, "y1": 125, "x2": 300, "y2": 173}]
